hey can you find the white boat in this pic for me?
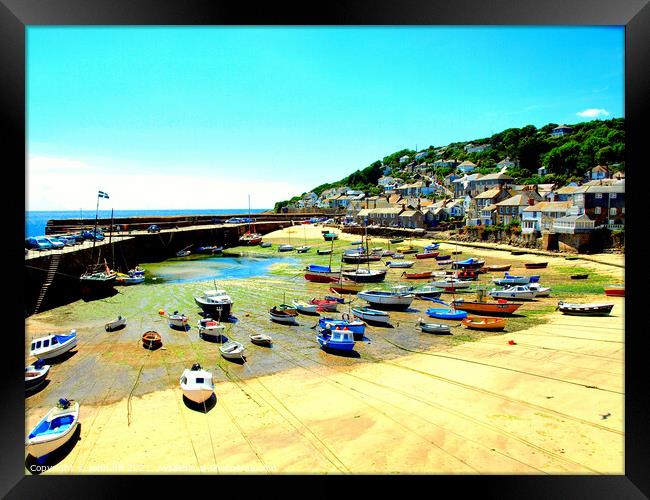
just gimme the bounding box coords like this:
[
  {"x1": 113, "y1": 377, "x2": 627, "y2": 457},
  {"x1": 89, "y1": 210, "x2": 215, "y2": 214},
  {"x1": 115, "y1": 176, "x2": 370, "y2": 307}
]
[
  {"x1": 391, "y1": 253, "x2": 405, "y2": 259},
  {"x1": 194, "y1": 289, "x2": 233, "y2": 319},
  {"x1": 105, "y1": 315, "x2": 126, "y2": 332},
  {"x1": 260, "y1": 242, "x2": 272, "y2": 248},
  {"x1": 557, "y1": 301, "x2": 614, "y2": 316},
  {"x1": 417, "y1": 318, "x2": 451, "y2": 334},
  {"x1": 527, "y1": 283, "x2": 551, "y2": 297},
  {"x1": 429, "y1": 278, "x2": 472, "y2": 289},
  {"x1": 296, "y1": 245, "x2": 312, "y2": 253},
  {"x1": 220, "y1": 341, "x2": 246, "y2": 361},
  {"x1": 25, "y1": 362, "x2": 50, "y2": 391},
  {"x1": 358, "y1": 286, "x2": 414, "y2": 310},
  {"x1": 488, "y1": 285, "x2": 537, "y2": 300},
  {"x1": 197, "y1": 318, "x2": 225, "y2": 339},
  {"x1": 25, "y1": 399, "x2": 80, "y2": 459},
  {"x1": 29, "y1": 331, "x2": 77, "y2": 361},
  {"x1": 176, "y1": 250, "x2": 191, "y2": 257},
  {"x1": 180, "y1": 363, "x2": 214, "y2": 404},
  {"x1": 384, "y1": 261, "x2": 414, "y2": 268},
  {"x1": 168, "y1": 311, "x2": 189, "y2": 329},
  {"x1": 351, "y1": 306, "x2": 391, "y2": 324},
  {"x1": 278, "y1": 244, "x2": 294, "y2": 252},
  {"x1": 292, "y1": 299, "x2": 319, "y2": 314},
  {"x1": 249, "y1": 333, "x2": 273, "y2": 346}
]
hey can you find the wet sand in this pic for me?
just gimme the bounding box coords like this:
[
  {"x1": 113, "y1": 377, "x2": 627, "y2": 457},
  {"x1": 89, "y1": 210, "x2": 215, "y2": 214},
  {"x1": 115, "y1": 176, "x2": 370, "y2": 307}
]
[{"x1": 24, "y1": 225, "x2": 624, "y2": 474}]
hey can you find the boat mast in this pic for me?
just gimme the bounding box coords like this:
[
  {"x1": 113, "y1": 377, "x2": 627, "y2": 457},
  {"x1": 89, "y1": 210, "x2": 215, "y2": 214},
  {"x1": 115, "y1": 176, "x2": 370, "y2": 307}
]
[
  {"x1": 90, "y1": 192, "x2": 100, "y2": 266},
  {"x1": 109, "y1": 207, "x2": 114, "y2": 271}
]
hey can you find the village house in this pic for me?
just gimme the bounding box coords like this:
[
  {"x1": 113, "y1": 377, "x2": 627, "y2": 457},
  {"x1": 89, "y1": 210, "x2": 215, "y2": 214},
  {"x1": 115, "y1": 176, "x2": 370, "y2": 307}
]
[
  {"x1": 399, "y1": 155, "x2": 410, "y2": 164},
  {"x1": 570, "y1": 183, "x2": 625, "y2": 228},
  {"x1": 494, "y1": 190, "x2": 541, "y2": 226},
  {"x1": 496, "y1": 157, "x2": 518, "y2": 170},
  {"x1": 415, "y1": 151, "x2": 429, "y2": 162},
  {"x1": 355, "y1": 207, "x2": 403, "y2": 227},
  {"x1": 433, "y1": 159, "x2": 459, "y2": 168},
  {"x1": 457, "y1": 160, "x2": 477, "y2": 174},
  {"x1": 590, "y1": 165, "x2": 610, "y2": 180},
  {"x1": 445, "y1": 198, "x2": 466, "y2": 218},
  {"x1": 521, "y1": 201, "x2": 573, "y2": 235},
  {"x1": 550, "y1": 124, "x2": 573, "y2": 137},
  {"x1": 464, "y1": 143, "x2": 491, "y2": 154},
  {"x1": 398, "y1": 208, "x2": 424, "y2": 229},
  {"x1": 473, "y1": 172, "x2": 514, "y2": 192},
  {"x1": 452, "y1": 173, "x2": 483, "y2": 198},
  {"x1": 465, "y1": 186, "x2": 512, "y2": 226},
  {"x1": 378, "y1": 176, "x2": 399, "y2": 191},
  {"x1": 549, "y1": 184, "x2": 580, "y2": 202},
  {"x1": 423, "y1": 200, "x2": 451, "y2": 228},
  {"x1": 552, "y1": 213, "x2": 595, "y2": 234}
]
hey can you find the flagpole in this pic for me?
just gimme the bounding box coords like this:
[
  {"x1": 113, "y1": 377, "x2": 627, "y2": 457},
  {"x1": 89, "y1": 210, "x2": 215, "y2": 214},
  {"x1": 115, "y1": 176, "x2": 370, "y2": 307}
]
[{"x1": 91, "y1": 191, "x2": 100, "y2": 264}]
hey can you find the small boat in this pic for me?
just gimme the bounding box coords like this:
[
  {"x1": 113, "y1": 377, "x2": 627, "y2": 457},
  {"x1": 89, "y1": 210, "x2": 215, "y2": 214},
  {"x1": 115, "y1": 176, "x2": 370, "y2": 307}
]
[
  {"x1": 180, "y1": 363, "x2": 214, "y2": 404},
  {"x1": 25, "y1": 398, "x2": 80, "y2": 459},
  {"x1": 412, "y1": 285, "x2": 443, "y2": 299},
  {"x1": 29, "y1": 331, "x2": 78, "y2": 361},
  {"x1": 296, "y1": 245, "x2": 312, "y2": 253},
  {"x1": 425, "y1": 243, "x2": 440, "y2": 251},
  {"x1": 357, "y1": 286, "x2": 415, "y2": 310},
  {"x1": 352, "y1": 306, "x2": 391, "y2": 324},
  {"x1": 142, "y1": 331, "x2": 162, "y2": 349},
  {"x1": 451, "y1": 250, "x2": 463, "y2": 255},
  {"x1": 564, "y1": 255, "x2": 579, "y2": 260},
  {"x1": 194, "y1": 289, "x2": 233, "y2": 319},
  {"x1": 176, "y1": 249, "x2": 191, "y2": 257},
  {"x1": 341, "y1": 252, "x2": 382, "y2": 264},
  {"x1": 105, "y1": 315, "x2": 126, "y2": 332},
  {"x1": 25, "y1": 361, "x2": 50, "y2": 391},
  {"x1": 319, "y1": 316, "x2": 366, "y2": 339},
  {"x1": 557, "y1": 301, "x2": 614, "y2": 316},
  {"x1": 260, "y1": 242, "x2": 272, "y2": 248},
  {"x1": 482, "y1": 264, "x2": 511, "y2": 272},
  {"x1": 527, "y1": 283, "x2": 551, "y2": 297},
  {"x1": 511, "y1": 250, "x2": 527, "y2": 255},
  {"x1": 396, "y1": 245, "x2": 418, "y2": 254},
  {"x1": 351, "y1": 240, "x2": 363, "y2": 245},
  {"x1": 391, "y1": 253, "x2": 405, "y2": 259},
  {"x1": 604, "y1": 285, "x2": 624, "y2": 297},
  {"x1": 437, "y1": 259, "x2": 454, "y2": 267},
  {"x1": 461, "y1": 316, "x2": 507, "y2": 331},
  {"x1": 493, "y1": 272, "x2": 540, "y2": 286},
  {"x1": 434, "y1": 254, "x2": 451, "y2": 261},
  {"x1": 317, "y1": 328, "x2": 356, "y2": 352},
  {"x1": 292, "y1": 299, "x2": 319, "y2": 314},
  {"x1": 415, "y1": 250, "x2": 439, "y2": 259},
  {"x1": 329, "y1": 280, "x2": 363, "y2": 294},
  {"x1": 401, "y1": 270, "x2": 435, "y2": 279},
  {"x1": 249, "y1": 333, "x2": 273, "y2": 346},
  {"x1": 304, "y1": 264, "x2": 341, "y2": 283},
  {"x1": 239, "y1": 232, "x2": 263, "y2": 246},
  {"x1": 278, "y1": 244, "x2": 295, "y2": 252},
  {"x1": 452, "y1": 258, "x2": 485, "y2": 270},
  {"x1": 385, "y1": 261, "x2": 415, "y2": 268},
  {"x1": 454, "y1": 269, "x2": 480, "y2": 280},
  {"x1": 220, "y1": 341, "x2": 246, "y2": 361},
  {"x1": 341, "y1": 268, "x2": 387, "y2": 283},
  {"x1": 425, "y1": 303, "x2": 468, "y2": 320},
  {"x1": 571, "y1": 274, "x2": 589, "y2": 280},
  {"x1": 389, "y1": 238, "x2": 404, "y2": 244},
  {"x1": 417, "y1": 318, "x2": 451, "y2": 334},
  {"x1": 269, "y1": 306, "x2": 299, "y2": 324},
  {"x1": 197, "y1": 318, "x2": 225, "y2": 339},
  {"x1": 430, "y1": 278, "x2": 472, "y2": 289},
  {"x1": 323, "y1": 232, "x2": 339, "y2": 241},
  {"x1": 488, "y1": 285, "x2": 537, "y2": 300},
  {"x1": 452, "y1": 298, "x2": 522, "y2": 315},
  {"x1": 115, "y1": 273, "x2": 145, "y2": 285},
  {"x1": 317, "y1": 249, "x2": 332, "y2": 255},
  {"x1": 168, "y1": 311, "x2": 189, "y2": 330},
  {"x1": 129, "y1": 266, "x2": 146, "y2": 276},
  {"x1": 310, "y1": 298, "x2": 339, "y2": 312},
  {"x1": 524, "y1": 262, "x2": 548, "y2": 269}
]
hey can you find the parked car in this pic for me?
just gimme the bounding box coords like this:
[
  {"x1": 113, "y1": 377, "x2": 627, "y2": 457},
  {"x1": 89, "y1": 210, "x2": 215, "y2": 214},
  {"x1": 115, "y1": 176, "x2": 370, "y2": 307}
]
[
  {"x1": 43, "y1": 237, "x2": 65, "y2": 249},
  {"x1": 25, "y1": 237, "x2": 54, "y2": 250},
  {"x1": 65, "y1": 233, "x2": 86, "y2": 244},
  {"x1": 81, "y1": 230, "x2": 105, "y2": 241},
  {"x1": 146, "y1": 224, "x2": 161, "y2": 233},
  {"x1": 51, "y1": 235, "x2": 74, "y2": 246}
]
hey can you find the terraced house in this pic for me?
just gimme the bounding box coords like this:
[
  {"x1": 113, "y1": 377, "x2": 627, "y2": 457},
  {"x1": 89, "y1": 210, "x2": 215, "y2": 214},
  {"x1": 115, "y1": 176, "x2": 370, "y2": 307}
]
[{"x1": 570, "y1": 183, "x2": 625, "y2": 229}]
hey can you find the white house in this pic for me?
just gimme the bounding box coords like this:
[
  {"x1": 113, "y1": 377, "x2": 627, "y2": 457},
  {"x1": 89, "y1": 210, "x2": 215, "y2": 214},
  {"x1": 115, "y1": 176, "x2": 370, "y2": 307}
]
[
  {"x1": 415, "y1": 151, "x2": 429, "y2": 161},
  {"x1": 399, "y1": 155, "x2": 410, "y2": 164},
  {"x1": 552, "y1": 214, "x2": 595, "y2": 233},
  {"x1": 457, "y1": 160, "x2": 477, "y2": 174},
  {"x1": 464, "y1": 143, "x2": 490, "y2": 154},
  {"x1": 550, "y1": 125, "x2": 573, "y2": 137},
  {"x1": 521, "y1": 201, "x2": 573, "y2": 234}
]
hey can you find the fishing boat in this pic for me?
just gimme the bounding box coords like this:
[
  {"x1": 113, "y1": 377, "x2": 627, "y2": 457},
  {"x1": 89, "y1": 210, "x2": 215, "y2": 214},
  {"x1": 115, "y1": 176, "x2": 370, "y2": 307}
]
[
  {"x1": 412, "y1": 285, "x2": 443, "y2": 299},
  {"x1": 220, "y1": 341, "x2": 246, "y2": 361},
  {"x1": 401, "y1": 270, "x2": 435, "y2": 279},
  {"x1": 197, "y1": 318, "x2": 225, "y2": 339},
  {"x1": 115, "y1": 273, "x2": 145, "y2": 286},
  {"x1": 310, "y1": 298, "x2": 339, "y2": 312},
  {"x1": 341, "y1": 268, "x2": 387, "y2": 283},
  {"x1": 385, "y1": 260, "x2": 414, "y2": 268},
  {"x1": 527, "y1": 283, "x2": 551, "y2": 297},
  {"x1": 488, "y1": 285, "x2": 537, "y2": 300},
  {"x1": 278, "y1": 244, "x2": 295, "y2": 252},
  {"x1": 79, "y1": 263, "x2": 117, "y2": 298},
  {"x1": 25, "y1": 398, "x2": 80, "y2": 459},
  {"x1": 425, "y1": 302, "x2": 468, "y2": 320},
  {"x1": 317, "y1": 249, "x2": 332, "y2": 255},
  {"x1": 250, "y1": 333, "x2": 273, "y2": 346},
  {"x1": 416, "y1": 318, "x2": 451, "y2": 334},
  {"x1": 604, "y1": 285, "x2": 625, "y2": 297},
  {"x1": 260, "y1": 242, "x2": 272, "y2": 248},
  {"x1": 180, "y1": 363, "x2": 214, "y2": 404},
  {"x1": 557, "y1": 301, "x2": 614, "y2": 316},
  {"x1": 168, "y1": 311, "x2": 189, "y2": 330},
  {"x1": 452, "y1": 258, "x2": 485, "y2": 270},
  {"x1": 142, "y1": 331, "x2": 162, "y2": 349},
  {"x1": 482, "y1": 264, "x2": 511, "y2": 272},
  {"x1": 524, "y1": 262, "x2": 548, "y2": 269},
  {"x1": 358, "y1": 286, "x2": 415, "y2": 310},
  {"x1": 329, "y1": 280, "x2": 363, "y2": 294},
  {"x1": 194, "y1": 289, "x2": 233, "y2": 319},
  {"x1": 25, "y1": 361, "x2": 50, "y2": 391},
  {"x1": 317, "y1": 328, "x2": 356, "y2": 352},
  {"x1": 269, "y1": 306, "x2": 299, "y2": 324},
  {"x1": 492, "y1": 272, "x2": 540, "y2": 286},
  {"x1": 292, "y1": 299, "x2": 319, "y2": 314},
  {"x1": 323, "y1": 232, "x2": 338, "y2": 241},
  {"x1": 104, "y1": 315, "x2": 126, "y2": 332},
  {"x1": 571, "y1": 274, "x2": 589, "y2": 280},
  {"x1": 351, "y1": 306, "x2": 391, "y2": 324},
  {"x1": 29, "y1": 331, "x2": 78, "y2": 361},
  {"x1": 295, "y1": 246, "x2": 312, "y2": 253},
  {"x1": 451, "y1": 297, "x2": 522, "y2": 315},
  {"x1": 389, "y1": 238, "x2": 404, "y2": 244},
  {"x1": 461, "y1": 316, "x2": 507, "y2": 331},
  {"x1": 319, "y1": 316, "x2": 366, "y2": 339},
  {"x1": 415, "y1": 250, "x2": 439, "y2": 259}
]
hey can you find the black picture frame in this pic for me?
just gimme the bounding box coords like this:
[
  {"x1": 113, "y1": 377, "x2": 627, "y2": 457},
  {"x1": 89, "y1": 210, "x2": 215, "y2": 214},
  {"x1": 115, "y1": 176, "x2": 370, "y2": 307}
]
[{"x1": 4, "y1": 0, "x2": 646, "y2": 497}]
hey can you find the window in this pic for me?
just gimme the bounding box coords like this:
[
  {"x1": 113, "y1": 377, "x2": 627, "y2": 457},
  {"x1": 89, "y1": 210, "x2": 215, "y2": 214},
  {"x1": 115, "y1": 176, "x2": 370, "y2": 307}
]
[
  {"x1": 595, "y1": 207, "x2": 601, "y2": 214},
  {"x1": 610, "y1": 207, "x2": 617, "y2": 215},
  {"x1": 595, "y1": 193, "x2": 603, "y2": 199},
  {"x1": 43, "y1": 339, "x2": 49, "y2": 348},
  {"x1": 610, "y1": 193, "x2": 617, "y2": 199},
  {"x1": 52, "y1": 337, "x2": 58, "y2": 345},
  {"x1": 31, "y1": 342, "x2": 35, "y2": 350},
  {"x1": 196, "y1": 377, "x2": 205, "y2": 384}
]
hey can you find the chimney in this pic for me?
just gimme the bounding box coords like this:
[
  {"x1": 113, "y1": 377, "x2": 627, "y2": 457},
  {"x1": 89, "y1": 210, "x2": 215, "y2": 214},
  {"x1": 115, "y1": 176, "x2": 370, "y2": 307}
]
[
  {"x1": 528, "y1": 196, "x2": 535, "y2": 206},
  {"x1": 401, "y1": 203, "x2": 406, "y2": 210}
]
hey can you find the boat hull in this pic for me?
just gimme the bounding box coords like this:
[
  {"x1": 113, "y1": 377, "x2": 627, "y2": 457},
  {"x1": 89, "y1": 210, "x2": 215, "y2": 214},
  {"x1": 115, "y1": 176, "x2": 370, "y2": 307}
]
[
  {"x1": 182, "y1": 388, "x2": 214, "y2": 404},
  {"x1": 604, "y1": 287, "x2": 624, "y2": 297},
  {"x1": 357, "y1": 292, "x2": 414, "y2": 310},
  {"x1": 415, "y1": 252, "x2": 439, "y2": 259},
  {"x1": 524, "y1": 263, "x2": 548, "y2": 269},
  {"x1": 557, "y1": 303, "x2": 613, "y2": 316},
  {"x1": 317, "y1": 336, "x2": 355, "y2": 351},
  {"x1": 193, "y1": 299, "x2": 232, "y2": 319},
  {"x1": 351, "y1": 309, "x2": 390, "y2": 324},
  {"x1": 26, "y1": 403, "x2": 80, "y2": 459},
  {"x1": 452, "y1": 301, "x2": 521, "y2": 315},
  {"x1": 31, "y1": 337, "x2": 77, "y2": 361},
  {"x1": 304, "y1": 272, "x2": 340, "y2": 283},
  {"x1": 461, "y1": 317, "x2": 507, "y2": 331},
  {"x1": 341, "y1": 270, "x2": 387, "y2": 283}
]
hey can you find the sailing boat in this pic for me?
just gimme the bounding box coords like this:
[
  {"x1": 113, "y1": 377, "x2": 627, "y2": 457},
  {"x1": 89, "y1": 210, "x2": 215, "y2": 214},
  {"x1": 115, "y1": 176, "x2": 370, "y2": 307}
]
[
  {"x1": 295, "y1": 224, "x2": 312, "y2": 253},
  {"x1": 80, "y1": 193, "x2": 117, "y2": 298},
  {"x1": 239, "y1": 195, "x2": 263, "y2": 245},
  {"x1": 304, "y1": 236, "x2": 340, "y2": 282},
  {"x1": 340, "y1": 222, "x2": 386, "y2": 283},
  {"x1": 278, "y1": 224, "x2": 294, "y2": 252}
]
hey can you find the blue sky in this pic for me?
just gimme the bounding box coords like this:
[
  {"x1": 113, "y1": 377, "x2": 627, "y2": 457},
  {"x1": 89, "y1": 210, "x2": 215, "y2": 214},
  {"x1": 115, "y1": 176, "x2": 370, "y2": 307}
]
[{"x1": 27, "y1": 26, "x2": 624, "y2": 210}]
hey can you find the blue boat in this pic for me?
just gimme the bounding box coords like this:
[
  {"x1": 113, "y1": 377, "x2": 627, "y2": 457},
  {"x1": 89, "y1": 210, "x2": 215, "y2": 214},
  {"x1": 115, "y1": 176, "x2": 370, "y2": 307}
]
[
  {"x1": 317, "y1": 329, "x2": 356, "y2": 352},
  {"x1": 26, "y1": 398, "x2": 80, "y2": 459},
  {"x1": 306, "y1": 264, "x2": 333, "y2": 273},
  {"x1": 319, "y1": 317, "x2": 366, "y2": 338},
  {"x1": 452, "y1": 257, "x2": 485, "y2": 269},
  {"x1": 425, "y1": 243, "x2": 439, "y2": 251},
  {"x1": 495, "y1": 272, "x2": 541, "y2": 285},
  {"x1": 425, "y1": 299, "x2": 468, "y2": 320}
]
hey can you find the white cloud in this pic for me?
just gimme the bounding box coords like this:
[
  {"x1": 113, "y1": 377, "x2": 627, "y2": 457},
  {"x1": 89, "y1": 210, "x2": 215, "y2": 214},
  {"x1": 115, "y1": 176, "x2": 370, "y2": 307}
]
[{"x1": 576, "y1": 108, "x2": 610, "y2": 118}]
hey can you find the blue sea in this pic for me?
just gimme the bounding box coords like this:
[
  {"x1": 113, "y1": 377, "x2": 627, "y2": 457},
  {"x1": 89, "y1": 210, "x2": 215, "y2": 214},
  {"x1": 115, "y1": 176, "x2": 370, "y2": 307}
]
[{"x1": 25, "y1": 209, "x2": 269, "y2": 238}]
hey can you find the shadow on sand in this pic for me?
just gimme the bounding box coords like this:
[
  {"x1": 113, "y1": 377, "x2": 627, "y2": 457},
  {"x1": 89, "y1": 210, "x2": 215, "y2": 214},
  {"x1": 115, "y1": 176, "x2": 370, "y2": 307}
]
[
  {"x1": 25, "y1": 379, "x2": 51, "y2": 397},
  {"x1": 25, "y1": 424, "x2": 82, "y2": 474},
  {"x1": 321, "y1": 348, "x2": 361, "y2": 358},
  {"x1": 45, "y1": 350, "x2": 78, "y2": 365}
]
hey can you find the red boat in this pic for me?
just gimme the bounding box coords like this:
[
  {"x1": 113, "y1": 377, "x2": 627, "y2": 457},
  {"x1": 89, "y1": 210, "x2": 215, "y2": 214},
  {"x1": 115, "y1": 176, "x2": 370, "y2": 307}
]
[
  {"x1": 524, "y1": 262, "x2": 548, "y2": 269},
  {"x1": 310, "y1": 298, "x2": 339, "y2": 312},
  {"x1": 415, "y1": 251, "x2": 439, "y2": 259},
  {"x1": 304, "y1": 273, "x2": 339, "y2": 283},
  {"x1": 461, "y1": 316, "x2": 507, "y2": 331},
  {"x1": 482, "y1": 264, "x2": 511, "y2": 272},
  {"x1": 329, "y1": 281, "x2": 363, "y2": 294},
  {"x1": 401, "y1": 270, "x2": 435, "y2": 279},
  {"x1": 604, "y1": 285, "x2": 624, "y2": 297},
  {"x1": 454, "y1": 270, "x2": 479, "y2": 280},
  {"x1": 452, "y1": 299, "x2": 522, "y2": 316}
]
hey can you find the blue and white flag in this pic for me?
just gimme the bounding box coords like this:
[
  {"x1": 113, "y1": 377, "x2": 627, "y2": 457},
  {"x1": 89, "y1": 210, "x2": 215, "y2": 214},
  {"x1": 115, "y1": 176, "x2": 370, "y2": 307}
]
[{"x1": 98, "y1": 190, "x2": 110, "y2": 199}]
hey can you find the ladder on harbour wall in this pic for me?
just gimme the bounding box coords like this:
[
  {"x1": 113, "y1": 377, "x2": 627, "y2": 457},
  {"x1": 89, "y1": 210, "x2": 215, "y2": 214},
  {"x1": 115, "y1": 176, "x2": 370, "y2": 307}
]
[{"x1": 33, "y1": 253, "x2": 61, "y2": 314}]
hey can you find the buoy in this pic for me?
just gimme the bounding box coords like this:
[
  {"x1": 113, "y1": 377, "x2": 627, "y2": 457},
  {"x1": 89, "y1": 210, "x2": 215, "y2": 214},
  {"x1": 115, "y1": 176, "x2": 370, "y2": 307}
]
[
  {"x1": 508, "y1": 340, "x2": 516, "y2": 345},
  {"x1": 159, "y1": 309, "x2": 165, "y2": 315}
]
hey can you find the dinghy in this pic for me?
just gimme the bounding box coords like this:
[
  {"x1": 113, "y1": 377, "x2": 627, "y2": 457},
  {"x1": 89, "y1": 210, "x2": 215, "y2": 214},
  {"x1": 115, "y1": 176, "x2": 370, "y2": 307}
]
[
  {"x1": 30, "y1": 331, "x2": 78, "y2": 361},
  {"x1": 197, "y1": 318, "x2": 225, "y2": 339},
  {"x1": 180, "y1": 363, "x2": 214, "y2": 404},
  {"x1": 604, "y1": 285, "x2": 624, "y2": 297},
  {"x1": 317, "y1": 328, "x2": 356, "y2": 352},
  {"x1": 249, "y1": 333, "x2": 273, "y2": 346},
  {"x1": 401, "y1": 270, "x2": 435, "y2": 279},
  {"x1": 292, "y1": 299, "x2": 319, "y2": 314},
  {"x1": 417, "y1": 318, "x2": 451, "y2": 334},
  {"x1": 452, "y1": 298, "x2": 522, "y2": 315},
  {"x1": 351, "y1": 306, "x2": 391, "y2": 324},
  {"x1": 220, "y1": 341, "x2": 246, "y2": 361},
  {"x1": 557, "y1": 301, "x2": 613, "y2": 316},
  {"x1": 310, "y1": 298, "x2": 339, "y2": 312},
  {"x1": 358, "y1": 286, "x2": 414, "y2": 310},
  {"x1": 319, "y1": 316, "x2": 366, "y2": 339},
  {"x1": 461, "y1": 316, "x2": 507, "y2": 331},
  {"x1": 396, "y1": 245, "x2": 418, "y2": 254},
  {"x1": 385, "y1": 261, "x2": 415, "y2": 268},
  {"x1": 26, "y1": 398, "x2": 80, "y2": 459},
  {"x1": 430, "y1": 278, "x2": 472, "y2": 289},
  {"x1": 482, "y1": 264, "x2": 511, "y2": 272},
  {"x1": 260, "y1": 242, "x2": 272, "y2": 248},
  {"x1": 296, "y1": 245, "x2": 312, "y2": 253},
  {"x1": 129, "y1": 266, "x2": 146, "y2": 276},
  {"x1": 25, "y1": 361, "x2": 50, "y2": 391},
  {"x1": 142, "y1": 331, "x2": 162, "y2": 349},
  {"x1": 105, "y1": 316, "x2": 126, "y2": 332},
  {"x1": 389, "y1": 238, "x2": 404, "y2": 244},
  {"x1": 425, "y1": 299, "x2": 468, "y2": 320},
  {"x1": 488, "y1": 285, "x2": 537, "y2": 300},
  {"x1": 452, "y1": 257, "x2": 485, "y2": 270},
  {"x1": 412, "y1": 285, "x2": 443, "y2": 299},
  {"x1": 317, "y1": 249, "x2": 332, "y2": 255},
  {"x1": 303, "y1": 264, "x2": 341, "y2": 283},
  {"x1": 391, "y1": 253, "x2": 405, "y2": 259},
  {"x1": 278, "y1": 244, "x2": 295, "y2": 252},
  {"x1": 115, "y1": 273, "x2": 145, "y2": 285},
  {"x1": 524, "y1": 262, "x2": 548, "y2": 269},
  {"x1": 492, "y1": 272, "x2": 540, "y2": 285},
  {"x1": 415, "y1": 250, "x2": 439, "y2": 259},
  {"x1": 269, "y1": 306, "x2": 299, "y2": 324},
  {"x1": 329, "y1": 280, "x2": 363, "y2": 294},
  {"x1": 323, "y1": 232, "x2": 338, "y2": 241},
  {"x1": 168, "y1": 311, "x2": 189, "y2": 330}
]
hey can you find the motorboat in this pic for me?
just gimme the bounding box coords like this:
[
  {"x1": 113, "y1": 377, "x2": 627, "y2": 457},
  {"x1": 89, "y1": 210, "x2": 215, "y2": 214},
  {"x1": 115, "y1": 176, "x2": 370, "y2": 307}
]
[
  {"x1": 412, "y1": 285, "x2": 443, "y2": 299},
  {"x1": 180, "y1": 363, "x2": 214, "y2": 404},
  {"x1": 488, "y1": 285, "x2": 537, "y2": 300},
  {"x1": 197, "y1": 318, "x2": 225, "y2": 339},
  {"x1": 527, "y1": 283, "x2": 551, "y2": 297},
  {"x1": 25, "y1": 361, "x2": 50, "y2": 391},
  {"x1": 492, "y1": 272, "x2": 540, "y2": 286},
  {"x1": 168, "y1": 311, "x2": 189, "y2": 330},
  {"x1": 269, "y1": 306, "x2": 299, "y2": 324},
  {"x1": 29, "y1": 331, "x2": 78, "y2": 361},
  {"x1": 318, "y1": 316, "x2": 366, "y2": 339},
  {"x1": 25, "y1": 398, "x2": 80, "y2": 459},
  {"x1": 317, "y1": 328, "x2": 356, "y2": 352},
  {"x1": 194, "y1": 289, "x2": 233, "y2": 319},
  {"x1": 292, "y1": 299, "x2": 319, "y2": 314},
  {"x1": 249, "y1": 333, "x2": 273, "y2": 346}
]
